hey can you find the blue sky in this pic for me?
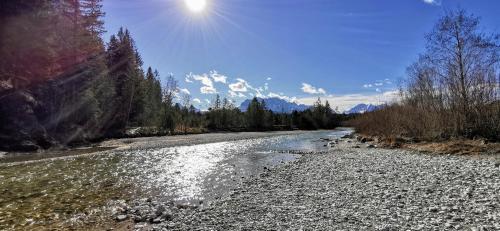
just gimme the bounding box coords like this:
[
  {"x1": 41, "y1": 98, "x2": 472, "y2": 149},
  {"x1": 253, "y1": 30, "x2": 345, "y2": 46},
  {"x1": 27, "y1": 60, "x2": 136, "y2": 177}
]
[{"x1": 103, "y1": 0, "x2": 500, "y2": 111}]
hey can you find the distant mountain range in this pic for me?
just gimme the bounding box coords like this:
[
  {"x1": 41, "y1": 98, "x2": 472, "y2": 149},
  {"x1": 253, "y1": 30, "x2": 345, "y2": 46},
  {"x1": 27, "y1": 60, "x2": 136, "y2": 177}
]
[
  {"x1": 237, "y1": 98, "x2": 383, "y2": 114},
  {"x1": 344, "y1": 104, "x2": 383, "y2": 114},
  {"x1": 239, "y1": 97, "x2": 310, "y2": 113}
]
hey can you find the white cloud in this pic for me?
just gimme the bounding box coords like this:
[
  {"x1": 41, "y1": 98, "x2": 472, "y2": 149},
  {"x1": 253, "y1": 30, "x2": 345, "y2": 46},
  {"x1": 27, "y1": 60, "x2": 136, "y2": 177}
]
[
  {"x1": 185, "y1": 77, "x2": 193, "y2": 83},
  {"x1": 205, "y1": 99, "x2": 210, "y2": 104},
  {"x1": 364, "y1": 79, "x2": 393, "y2": 88},
  {"x1": 266, "y1": 77, "x2": 272, "y2": 81},
  {"x1": 193, "y1": 98, "x2": 201, "y2": 104},
  {"x1": 228, "y1": 90, "x2": 247, "y2": 98},
  {"x1": 267, "y1": 92, "x2": 297, "y2": 102},
  {"x1": 254, "y1": 88, "x2": 265, "y2": 98},
  {"x1": 210, "y1": 70, "x2": 227, "y2": 84},
  {"x1": 186, "y1": 73, "x2": 217, "y2": 94},
  {"x1": 178, "y1": 88, "x2": 190, "y2": 95},
  {"x1": 301, "y1": 83, "x2": 326, "y2": 95},
  {"x1": 200, "y1": 86, "x2": 217, "y2": 94},
  {"x1": 422, "y1": 0, "x2": 441, "y2": 5},
  {"x1": 228, "y1": 78, "x2": 250, "y2": 92},
  {"x1": 192, "y1": 74, "x2": 213, "y2": 88},
  {"x1": 297, "y1": 90, "x2": 400, "y2": 112}
]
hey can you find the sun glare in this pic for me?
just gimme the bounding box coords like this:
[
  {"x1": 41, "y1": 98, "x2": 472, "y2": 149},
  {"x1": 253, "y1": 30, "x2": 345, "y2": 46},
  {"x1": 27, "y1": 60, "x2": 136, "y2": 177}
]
[{"x1": 184, "y1": 0, "x2": 207, "y2": 13}]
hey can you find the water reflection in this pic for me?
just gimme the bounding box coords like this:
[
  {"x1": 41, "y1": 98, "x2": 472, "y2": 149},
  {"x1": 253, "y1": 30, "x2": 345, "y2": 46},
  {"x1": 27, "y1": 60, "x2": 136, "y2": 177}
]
[
  {"x1": 120, "y1": 129, "x2": 352, "y2": 203},
  {"x1": 149, "y1": 142, "x2": 235, "y2": 201},
  {"x1": 0, "y1": 129, "x2": 351, "y2": 229}
]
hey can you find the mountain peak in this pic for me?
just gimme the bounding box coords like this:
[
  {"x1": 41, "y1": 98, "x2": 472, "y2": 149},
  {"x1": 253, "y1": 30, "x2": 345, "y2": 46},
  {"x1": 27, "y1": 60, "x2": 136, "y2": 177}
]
[
  {"x1": 345, "y1": 103, "x2": 382, "y2": 114},
  {"x1": 239, "y1": 97, "x2": 310, "y2": 113}
]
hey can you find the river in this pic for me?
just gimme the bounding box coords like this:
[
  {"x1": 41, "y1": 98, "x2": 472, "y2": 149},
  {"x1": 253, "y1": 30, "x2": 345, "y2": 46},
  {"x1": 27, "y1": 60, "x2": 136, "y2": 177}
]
[{"x1": 0, "y1": 129, "x2": 351, "y2": 230}]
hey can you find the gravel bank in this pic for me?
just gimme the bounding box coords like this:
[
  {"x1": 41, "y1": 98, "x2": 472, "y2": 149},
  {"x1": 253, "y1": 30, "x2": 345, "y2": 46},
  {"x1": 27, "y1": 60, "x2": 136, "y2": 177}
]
[{"x1": 115, "y1": 139, "x2": 500, "y2": 230}]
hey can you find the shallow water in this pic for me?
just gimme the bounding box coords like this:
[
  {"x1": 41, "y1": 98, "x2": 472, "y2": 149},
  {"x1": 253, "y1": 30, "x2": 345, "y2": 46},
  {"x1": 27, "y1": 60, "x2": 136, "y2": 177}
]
[{"x1": 0, "y1": 129, "x2": 351, "y2": 230}]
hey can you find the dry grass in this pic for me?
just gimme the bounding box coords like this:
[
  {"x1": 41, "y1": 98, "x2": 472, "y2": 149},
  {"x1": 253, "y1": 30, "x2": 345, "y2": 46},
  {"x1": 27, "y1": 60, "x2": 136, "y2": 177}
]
[
  {"x1": 404, "y1": 139, "x2": 500, "y2": 156},
  {"x1": 354, "y1": 133, "x2": 500, "y2": 156}
]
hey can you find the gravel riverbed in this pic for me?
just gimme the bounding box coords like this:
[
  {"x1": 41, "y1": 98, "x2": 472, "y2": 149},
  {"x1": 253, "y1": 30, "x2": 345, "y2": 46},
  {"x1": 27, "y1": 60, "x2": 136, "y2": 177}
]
[{"x1": 113, "y1": 139, "x2": 500, "y2": 231}]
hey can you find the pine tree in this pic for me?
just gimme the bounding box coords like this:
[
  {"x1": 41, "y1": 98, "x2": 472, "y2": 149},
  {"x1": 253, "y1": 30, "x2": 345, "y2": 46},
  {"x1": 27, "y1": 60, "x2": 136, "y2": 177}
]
[
  {"x1": 104, "y1": 27, "x2": 146, "y2": 135},
  {"x1": 142, "y1": 67, "x2": 163, "y2": 126},
  {"x1": 246, "y1": 97, "x2": 266, "y2": 130}
]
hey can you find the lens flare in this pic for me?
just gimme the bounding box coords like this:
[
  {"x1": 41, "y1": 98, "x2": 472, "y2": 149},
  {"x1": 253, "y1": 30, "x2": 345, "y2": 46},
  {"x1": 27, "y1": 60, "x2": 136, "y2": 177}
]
[{"x1": 184, "y1": 0, "x2": 207, "y2": 13}]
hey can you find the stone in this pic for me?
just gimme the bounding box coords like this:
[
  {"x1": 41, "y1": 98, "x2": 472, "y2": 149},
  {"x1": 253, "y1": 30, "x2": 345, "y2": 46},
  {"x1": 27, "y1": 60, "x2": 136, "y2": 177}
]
[
  {"x1": 115, "y1": 215, "x2": 128, "y2": 222},
  {"x1": 428, "y1": 207, "x2": 439, "y2": 212},
  {"x1": 152, "y1": 218, "x2": 162, "y2": 224},
  {"x1": 162, "y1": 211, "x2": 173, "y2": 221}
]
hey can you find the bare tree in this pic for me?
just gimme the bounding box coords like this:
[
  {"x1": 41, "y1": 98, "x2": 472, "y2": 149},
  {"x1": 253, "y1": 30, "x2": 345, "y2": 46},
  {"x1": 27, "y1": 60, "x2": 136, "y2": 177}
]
[
  {"x1": 163, "y1": 74, "x2": 178, "y2": 107},
  {"x1": 352, "y1": 9, "x2": 500, "y2": 140},
  {"x1": 425, "y1": 9, "x2": 499, "y2": 136},
  {"x1": 180, "y1": 93, "x2": 191, "y2": 134},
  {"x1": 161, "y1": 74, "x2": 178, "y2": 133}
]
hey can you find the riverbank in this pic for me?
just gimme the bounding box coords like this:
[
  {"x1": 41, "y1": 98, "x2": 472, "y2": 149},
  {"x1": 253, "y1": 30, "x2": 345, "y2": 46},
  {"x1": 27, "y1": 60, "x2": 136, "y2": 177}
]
[
  {"x1": 110, "y1": 137, "x2": 500, "y2": 230},
  {"x1": 0, "y1": 130, "x2": 351, "y2": 230},
  {"x1": 352, "y1": 134, "x2": 500, "y2": 157}
]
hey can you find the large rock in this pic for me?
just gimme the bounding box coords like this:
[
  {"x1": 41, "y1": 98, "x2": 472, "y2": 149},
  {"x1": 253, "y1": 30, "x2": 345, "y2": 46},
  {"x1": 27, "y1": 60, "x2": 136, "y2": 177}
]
[{"x1": 0, "y1": 88, "x2": 55, "y2": 151}]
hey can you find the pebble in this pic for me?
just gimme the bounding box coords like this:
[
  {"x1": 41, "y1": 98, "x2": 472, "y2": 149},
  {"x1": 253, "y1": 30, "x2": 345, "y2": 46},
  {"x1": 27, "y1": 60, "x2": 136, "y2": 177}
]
[
  {"x1": 115, "y1": 214, "x2": 127, "y2": 222},
  {"x1": 110, "y1": 138, "x2": 500, "y2": 230}
]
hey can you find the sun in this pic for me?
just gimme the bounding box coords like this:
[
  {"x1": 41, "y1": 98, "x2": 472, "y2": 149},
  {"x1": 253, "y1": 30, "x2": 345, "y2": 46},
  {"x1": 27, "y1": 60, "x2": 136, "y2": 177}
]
[{"x1": 184, "y1": 0, "x2": 207, "y2": 13}]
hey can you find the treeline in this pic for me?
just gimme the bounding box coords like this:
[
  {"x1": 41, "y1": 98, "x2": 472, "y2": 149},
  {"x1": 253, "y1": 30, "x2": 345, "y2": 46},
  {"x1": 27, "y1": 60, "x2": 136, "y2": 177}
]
[
  {"x1": 202, "y1": 96, "x2": 345, "y2": 131},
  {"x1": 0, "y1": 1, "x2": 344, "y2": 151},
  {"x1": 349, "y1": 9, "x2": 500, "y2": 141},
  {"x1": 0, "y1": 0, "x2": 175, "y2": 150}
]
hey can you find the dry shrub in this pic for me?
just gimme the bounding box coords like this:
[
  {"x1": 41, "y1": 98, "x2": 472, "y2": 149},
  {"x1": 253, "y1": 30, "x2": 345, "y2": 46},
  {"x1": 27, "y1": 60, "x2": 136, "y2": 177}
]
[
  {"x1": 349, "y1": 9, "x2": 499, "y2": 142},
  {"x1": 348, "y1": 102, "x2": 500, "y2": 142}
]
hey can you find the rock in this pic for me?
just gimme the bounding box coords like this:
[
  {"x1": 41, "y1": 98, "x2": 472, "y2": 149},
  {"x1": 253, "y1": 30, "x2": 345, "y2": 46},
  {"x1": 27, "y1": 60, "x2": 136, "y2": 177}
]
[
  {"x1": 115, "y1": 215, "x2": 128, "y2": 222},
  {"x1": 341, "y1": 134, "x2": 354, "y2": 139},
  {"x1": 106, "y1": 136, "x2": 500, "y2": 230},
  {"x1": 367, "y1": 144, "x2": 376, "y2": 148},
  {"x1": 359, "y1": 136, "x2": 374, "y2": 143},
  {"x1": 133, "y1": 215, "x2": 145, "y2": 223},
  {"x1": 155, "y1": 205, "x2": 166, "y2": 216},
  {"x1": 152, "y1": 218, "x2": 162, "y2": 224},
  {"x1": 162, "y1": 211, "x2": 173, "y2": 221},
  {"x1": 14, "y1": 141, "x2": 40, "y2": 152},
  {"x1": 0, "y1": 89, "x2": 56, "y2": 151},
  {"x1": 428, "y1": 207, "x2": 439, "y2": 212}
]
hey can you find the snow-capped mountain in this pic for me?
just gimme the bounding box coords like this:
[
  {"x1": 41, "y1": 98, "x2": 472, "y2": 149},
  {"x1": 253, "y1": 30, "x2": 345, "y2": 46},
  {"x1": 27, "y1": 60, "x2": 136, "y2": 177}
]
[
  {"x1": 239, "y1": 97, "x2": 310, "y2": 113},
  {"x1": 345, "y1": 104, "x2": 382, "y2": 114}
]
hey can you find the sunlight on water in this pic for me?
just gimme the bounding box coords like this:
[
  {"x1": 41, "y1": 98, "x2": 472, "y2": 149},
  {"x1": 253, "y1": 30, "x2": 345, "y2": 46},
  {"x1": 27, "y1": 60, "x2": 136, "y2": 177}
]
[
  {"x1": 0, "y1": 129, "x2": 351, "y2": 229},
  {"x1": 150, "y1": 142, "x2": 235, "y2": 200}
]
